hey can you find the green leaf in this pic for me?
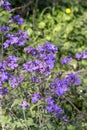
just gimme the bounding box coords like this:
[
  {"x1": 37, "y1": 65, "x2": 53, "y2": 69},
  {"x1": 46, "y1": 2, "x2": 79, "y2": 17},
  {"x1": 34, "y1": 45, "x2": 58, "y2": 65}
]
[
  {"x1": 0, "y1": 115, "x2": 9, "y2": 125},
  {"x1": 11, "y1": 99, "x2": 22, "y2": 108}
]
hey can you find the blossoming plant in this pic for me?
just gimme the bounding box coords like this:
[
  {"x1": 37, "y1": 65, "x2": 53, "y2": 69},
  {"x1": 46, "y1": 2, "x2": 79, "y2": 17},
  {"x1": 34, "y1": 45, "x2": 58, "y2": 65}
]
[{"x1": 0, "y1": 0, "x2": 87, "y2": 130}]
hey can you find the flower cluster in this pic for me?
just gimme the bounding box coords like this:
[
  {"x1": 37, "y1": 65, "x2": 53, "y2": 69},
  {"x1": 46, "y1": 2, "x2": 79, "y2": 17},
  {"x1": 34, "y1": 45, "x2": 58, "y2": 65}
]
[
  {"x1": 0, "y1": 56, "x2": 18, "y2": 71},
  {"x1": 60, "y1": 56, "x2": 72, "y2": 65},
  {"x1": 0, "y1": 87, "x2": 9, "y2": 96},
  {"x1": 0, "y1": 26, "x2": 10, "y2": 33},
  {"x1": 65, "y1": 73, "x2": 81, "y2": 87},
  {"x1": 50, "y1": 72, "x2": 81, "y2": 96},
  {"x1": 0, "y1": 0, "x2": 85, "y2": 121},
  {"x1": 4, "y1": 30, "x2": 29, "y2": 48},
  {"x1": 24, "y1": 46, "x2": 37, "y2": 56},
  {"x1": 0, "y1": 1, "x2": 28, "y2": 98},
  {"x1": 0, "y1": 1, "x2": 27, "y2": 95},
  {"x1": 31, "y1": 92, "x2": 40, "y2": 103},
  {"x1": 50, "y1": 78, "x2": 68, "y2": 96},
  {"x1": 1, "y1": 0, "x2": 11, "y2": 11},
  {"x1": 46, "y1": 96, "x2": 63, "y2": 118},
  {"x1": 9, "y1": 15, "x2": 24, "y2": 25},
  {"x1": 9, "y1": 76, "x2": 24, "y2": 88},
  {"x1": 0, "y1": 71, "x2": 10, "y2": 95},
  {"x1": 0, "y1": 71, "x2": 10, "y2": 85},
  {"x1": 5, "y1": 56, "x2": 18, "y2": 69},
  {"x1": 23, "y1": 42, "x2": 58, "y2": 76},
  {"x1": 76, "y1": 50, "x2": 87, "y2": 59},
  {"x1": 0, "y1": 55, "x2": 23, "y2": 95},
  {"x1": 0, "y1": 61, "x2": 7, "y2": 72}
]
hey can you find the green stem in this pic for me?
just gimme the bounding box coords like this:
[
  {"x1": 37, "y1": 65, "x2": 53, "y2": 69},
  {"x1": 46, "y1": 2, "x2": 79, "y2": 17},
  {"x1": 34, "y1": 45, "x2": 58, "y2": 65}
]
[
  {"x1": 40, "y1": 7, "x2": 51, "y2": 18},
  {"x1": 23, "y1": 109, "x2": 28, "y2": 130},
  {"x1": 18, "y1": 86, "x2": 29, "y2": 130},
  {"x1": 0, "y1": 35, "x2": 4, "y2": 130}
]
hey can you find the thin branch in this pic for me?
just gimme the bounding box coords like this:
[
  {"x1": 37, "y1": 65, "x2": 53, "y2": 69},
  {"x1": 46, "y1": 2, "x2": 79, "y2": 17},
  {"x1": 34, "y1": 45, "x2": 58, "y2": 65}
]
[
  {"x1": 64, "y1": 96, "x2": 86, "y2": 118},
  {"x1": 11, "y1": 1, "x2": 33, "y2": 12},
  {"x1": 64, "y1": 96, "x2": 81, "y2": 113}
]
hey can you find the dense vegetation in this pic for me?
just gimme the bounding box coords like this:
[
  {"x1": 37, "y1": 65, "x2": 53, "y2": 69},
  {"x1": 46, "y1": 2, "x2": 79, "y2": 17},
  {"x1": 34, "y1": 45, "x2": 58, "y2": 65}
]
[{"x1": 0, "y1": 0, "x2": 87, "y2": 130}]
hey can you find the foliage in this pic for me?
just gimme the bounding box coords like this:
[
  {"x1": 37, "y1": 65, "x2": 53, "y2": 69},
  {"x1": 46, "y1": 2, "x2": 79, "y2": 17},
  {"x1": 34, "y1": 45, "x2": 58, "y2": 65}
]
[{"x1": 0, "y1": 0, "x2": 87, "y2": 130}]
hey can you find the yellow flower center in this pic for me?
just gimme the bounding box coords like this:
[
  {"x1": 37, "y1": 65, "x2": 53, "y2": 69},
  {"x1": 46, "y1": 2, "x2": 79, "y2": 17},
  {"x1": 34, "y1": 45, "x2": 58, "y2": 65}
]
[{"x1": 66, "y1": 8, "x2": 71, "y2": 14}]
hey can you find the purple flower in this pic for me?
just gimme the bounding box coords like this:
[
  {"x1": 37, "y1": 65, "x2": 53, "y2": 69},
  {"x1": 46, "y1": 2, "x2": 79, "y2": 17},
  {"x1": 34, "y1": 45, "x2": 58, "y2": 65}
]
[
  {"x1": 50, "y1": 82, "x2": 56, "y2": 89},
  {"x1": 24, "y1": 46, "x2": 37, "y2": 56},
  {"x1": 0, "y1": 56, "x2": 18, "y2": 71},
  {"x1": 23, "y1": 43, "x2": 57, "y2": 76},
  {"x1": 75, "y1": 53, "x2": 82, "y2": 59},
  {"x1": 54, "y1": 104, "x2": 63, "y2": 113},
  {"x1": 50, "y1": 72, "x2": 81, "y2": 98},
  {"x1": 3, "y1": 35, "x2": 18, "y2": 48},
  {"x1": 9, "y1": 15, "x2": 24, "y2": 25},
  {"x1": 37, "y1": 45, "x2": 44, "y2": 53},
  {"x1": 6, "y1": 56, "x2": 18, "y2": 70},
  {"x1": 0, "y1": 87, "x2": 9, "y2": 96},
  {"x1": 31, "y1": 76, "x2": 41, "y2": 83},
  {"x1": 45, "y1": 96, "x2": 54, "y2": 105},
  {"x1": 65, "y1": 73, "x2": 81, "y2": 87},
  {"x1": 23, "y1": 61, "x2": 39, "y2": 72},
  {"x1": 9, "y1": 76, "x2": 24, "y2": 88},
  {"x1": 50, "y1": 78, "x2": 68, "y2": 97},
  {"x1": 3, "y1": 30, "x2": 29, "y2": 48},
  {"x1": 15, "y1": 30, "x2": 29, "y2": 46},
  {"x1": 60, "y1": 56, "x2": 72, "y2": 65},
  {"x1": 3, "y1": 34, "x2": 18, "y2": 48},
  {"x1": 62, "y1": 115, "x2": 67, "y2": 121},
  {"x1": 0, "y1": 26, "x2": 10, "y2": 33},
  {"x1": 46, "y1": 104, "x2": 62, "y2": 117},
  {"x1": 1, "y1": 0, "x2": 11, "y2": 11},
  {"x1": 20, "y1": 101, "x2": 30, "y2": 109},
  {"x1": 54, "y1": 78, "x2": 68, "y2": 96},
  {"x1": 46, "y1": 96, "x2": 63, "y2": 118},
  {"x1": 36, "y1": 57, "x2": 55, "y2": 76},
  {"x1": 0, "y1": 71, "x2": 10, "y2": 96},
  {"x1": 35, "y1": 60, "x2": 47, "y2": 74},
  {"x1": 44, "y1": 42, "x2": 58, "y2": 53},
  {"x1": 81, "y1": 50, "x2": 87, "y2": 59},
  {"x1": 55, "y1": 107, "x2": 63, "y2": 118},
  {"x1": 0, "y1": 71, "x2": 10, "y2": 84},
  {"x1": 76, "y1": 50, "x2": 87, "y2": 59},
  {"x1": 45, "y1": 53, "x2": 56, "y2": 69},
  {"x1": 0, "y1": 61, "x2": 7, "y2": 72},
  {"x1": 46, "y1": 105, "x2": 53, "y2": 113},
  {"x1": 37, "y1": 42, "x2": 58, "y2": 53},
  {"x1": 31, "y1": 92, "x2": 40, "y2": 103}
]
